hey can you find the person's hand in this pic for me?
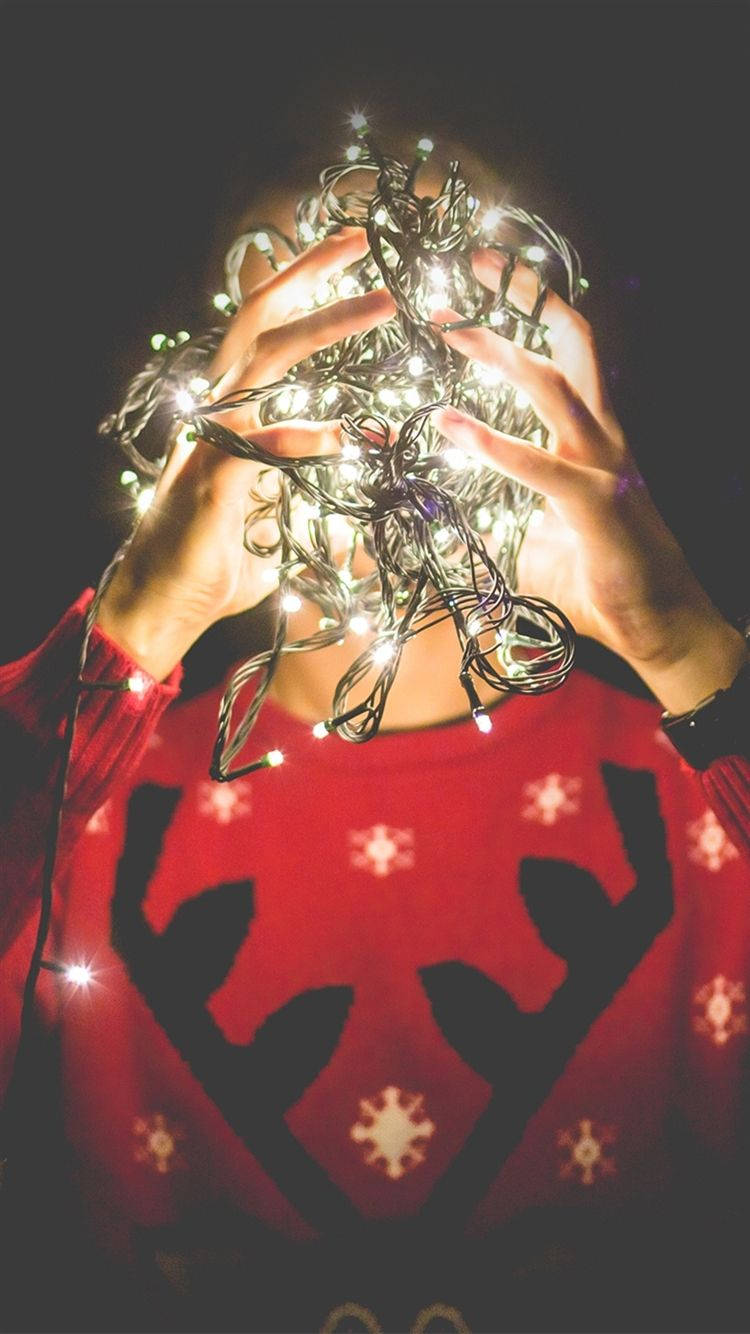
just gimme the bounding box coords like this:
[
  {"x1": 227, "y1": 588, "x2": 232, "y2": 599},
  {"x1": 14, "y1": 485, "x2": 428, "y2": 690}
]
[
  {"x1": 98, "y1": 229, "x2": 395, "y2": 680},
  {"x1": 432, "y1": 254, "x2": 747, "y2": 713}
]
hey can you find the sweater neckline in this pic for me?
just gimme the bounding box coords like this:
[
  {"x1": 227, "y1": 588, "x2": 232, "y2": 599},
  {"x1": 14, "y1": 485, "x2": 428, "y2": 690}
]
[{"x1": 254, "y1": 678, "x2": 570, "y2": 773}]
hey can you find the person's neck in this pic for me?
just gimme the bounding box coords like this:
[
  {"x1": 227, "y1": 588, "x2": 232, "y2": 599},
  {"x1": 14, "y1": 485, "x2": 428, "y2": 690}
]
[{"x1": 267, "y1": 599, "x2": 510, "y2": 732}]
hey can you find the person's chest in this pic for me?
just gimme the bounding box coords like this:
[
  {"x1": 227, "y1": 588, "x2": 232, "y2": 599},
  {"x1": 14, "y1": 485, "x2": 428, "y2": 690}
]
[{"x1": 58, "y1": 701, "x2": 738, "y2": 1238}]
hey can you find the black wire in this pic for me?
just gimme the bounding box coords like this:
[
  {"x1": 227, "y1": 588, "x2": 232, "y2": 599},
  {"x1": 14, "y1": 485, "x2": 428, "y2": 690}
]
[{"x1": 99, "y1": 128, "x2": 585, "y2": 777}]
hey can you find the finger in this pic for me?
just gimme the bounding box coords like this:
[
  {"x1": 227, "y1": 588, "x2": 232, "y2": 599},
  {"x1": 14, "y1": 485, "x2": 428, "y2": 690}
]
[
  {"x1": 210, "y1": 228, "x2": 370, "y2": 382},
  {"x1": 433, "y1": 404, "x2": 599, "y2": 525},
  {"x1": 176, "y1": 420, "x2": 344, "y2": 501},
  {"x1": 214, "y1": 287, "x2": 396, "y2": 406},
  {"x1": 241, "y1": 419, "x2": 343, "y2": 459},
  {"x1": 470, "y1": 249, "x2": 621, "y2": 434},
  {"x1": 431, "y1": 307, "x2": 618, "y2": 468}
]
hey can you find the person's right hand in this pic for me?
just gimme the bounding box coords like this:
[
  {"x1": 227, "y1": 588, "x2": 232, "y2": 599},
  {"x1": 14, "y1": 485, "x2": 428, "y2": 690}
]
[{"x1": 97, "y1": 229, "x2": 395, "y2": 681}]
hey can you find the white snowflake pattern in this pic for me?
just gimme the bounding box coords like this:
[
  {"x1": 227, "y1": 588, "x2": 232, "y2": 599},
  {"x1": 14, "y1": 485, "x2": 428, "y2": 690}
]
[
  {"x1": 85, "y1": 799, "x2": 112, "y2": 834},
  {"x1": 687, "y1": 809, "x2": 739, "y2": 873},
  {"x1": 522, "y1": 773, "x2": 582, "y2": 826},
  {"x1": 693, "y1": 975, "x2": 747, "y2": 1046},
  {"x1": 558, "y1": 1117, "x2": 617, "y2": 1186},
  {"x1": 197, "y1": 779, "x2": 252, "y2": 825},
  {"x1": 350, "y1": 1085, "x2": 435, "y2": 1180},
  {"x1": 349, "y1": 824, "x2": 415, "y2": 877},
  {"x1": 133, "y1": 1111, "x2": 186, "y2": 1175}
]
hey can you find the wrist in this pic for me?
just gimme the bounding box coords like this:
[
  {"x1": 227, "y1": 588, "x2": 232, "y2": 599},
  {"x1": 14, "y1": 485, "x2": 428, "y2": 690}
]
[
  {"x1": 96, "y1": 570, "x2": 209, "y2": 682},
  {"x1": 623, "y1": 610, "x2": 748, "y2": 715}
]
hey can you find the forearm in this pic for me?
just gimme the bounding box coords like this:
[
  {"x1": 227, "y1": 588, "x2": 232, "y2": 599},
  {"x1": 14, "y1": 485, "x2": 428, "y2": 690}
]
[
  {"x1": 623, "y1": 608, "x2": 748, "y2": 716},
  {"x1": 96, "y1": 565, "x2": 209, "y2": 684},
  {"x1": 0, "y1": 592, "x2": 181, "y2": 955},
  {"x1": 623, "y1": 604, "x2": 750, "y2": 864}
]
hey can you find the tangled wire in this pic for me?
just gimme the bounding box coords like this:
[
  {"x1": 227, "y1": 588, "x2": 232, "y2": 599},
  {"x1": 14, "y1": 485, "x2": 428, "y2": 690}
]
[{"x1": 100, "y1": 120, "x2": 585, "y2": 778}]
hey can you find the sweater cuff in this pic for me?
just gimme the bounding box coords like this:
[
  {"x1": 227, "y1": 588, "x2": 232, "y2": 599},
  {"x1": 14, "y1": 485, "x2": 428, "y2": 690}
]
[
  {"x1": 0, "y1": 589, "x2": 181, "y2": 742},
  {"x1": 700, "y1": 755, "x2": 750, "y2": 862},
  {"x1": 0, "y1": 590, "x2": 182, "y2": 816}
]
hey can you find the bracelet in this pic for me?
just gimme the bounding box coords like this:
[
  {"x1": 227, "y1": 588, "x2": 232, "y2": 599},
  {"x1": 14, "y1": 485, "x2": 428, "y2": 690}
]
[{"x1": 661, "y1": 657, "x2": 750, "y2": 769}]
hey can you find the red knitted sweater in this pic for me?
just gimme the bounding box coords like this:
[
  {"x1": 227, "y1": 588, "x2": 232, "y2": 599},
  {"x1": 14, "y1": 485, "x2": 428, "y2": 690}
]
[{"x1": 2, "y1": 591, "x2": 749, "y2": 1329}]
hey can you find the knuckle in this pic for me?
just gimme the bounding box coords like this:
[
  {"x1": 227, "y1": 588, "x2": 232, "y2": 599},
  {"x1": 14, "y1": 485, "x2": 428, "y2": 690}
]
[{"x1": 253, "y1": 326, "x2": 276, "y2": 354}]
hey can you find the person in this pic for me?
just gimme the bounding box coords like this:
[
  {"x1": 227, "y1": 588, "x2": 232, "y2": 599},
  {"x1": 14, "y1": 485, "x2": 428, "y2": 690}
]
[{"x1": 1, "y1": 146, "x2": 749, "y2": 1334}]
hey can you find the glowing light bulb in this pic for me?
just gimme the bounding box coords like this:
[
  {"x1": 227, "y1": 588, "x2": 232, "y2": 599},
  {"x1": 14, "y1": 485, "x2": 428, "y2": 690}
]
[
  {"x1": 65, "y1": 963, "x2": 93, "y2": 987},
  {"x1": 476, "y1": 507, "x2": 493, "y2": 530},
  {"x1": 345, "y1": 144, "x2": 362, "y2": 162},
  {"x1": 417, "y1": 137, "x2": 434, "y2": 154},
  {"x1": 322, "y1": 386, "x2": 339, "y2": 407},
  {"x1": 514, "y1": 389, "x2": 530, "y2": 410},
  {"x1": 404, "y1": 387, "x2": 421, "y2": 408},
  {"x1": 253, "y1": 231, "x2": 272, "y2": 252},
  {"x1": 120, "y1": 469, "x2": 137, "y2": 486},
  {"x1": 482, "y1": 208, "x2": 501, "y2": 232},
  {"x1": 488, "y1": 309, "x2": 506, "y2": 327},
  {"x1": 350, "y1": 112, "x2": 368, "y2": 132},
  {"x1": 349, "y1": 615, "x2": 369, "y2": 634},
  {"x1": 175, "y1": 331, "x2": 190, "y2": 344},
  {"x1": 492, "y1": 517, "x2": 507, "y2": 543},
  {"x1": 290, "y1": 388, "x2": 309, "y2": 414},
  {"x1": 299, "y1": 221, "x2": 315, "y2": 245},
  {"x1": 175, "y1": 424, "x2": 196, "y2": 451},
  {"x1": 319, "y1": 616, "x2": 337, "y2": 630},
  {"x1": 474, "y1": 710, "x2": 493, "y2": 734},
  {"x1": 525, "y1": 245, "x2": 546, "y2": 263},
  {"x1": 337, "y1": 274, "x2": 359, "y2": 297},
  {"x1": 373, "y1": 641, "x2": 395, "y2": 665},
  {"x1": 378, "y1": 387, "x2": 399, "y2": 407},
  {"x1": 579, "y1": 277, "x2": 590, "y2": 290},
  {"x1": 314, "y1": 281, "x2": 332, "y2": 305},
  {"x1": 281, "y1": 593, "x2": 302, "y2": 613},
  {"x1": 342, "y1": 442, "x2": 360, "y2": 460},
  {"x1": 340, "y1": 463, "x2": 359, "y2": 481},
  {"x1": 312, "y1": 721, "x2": 329, "y2": 739},
  {"x1": 408, "y1": 355, "x2": 424, "y2": 376},
  {"x1": 266, "y1": 750, "x2": 284, "y2": 767},
  {"x1": 327, "y1": 513, "x2": 352, "y2": 539},
  {"x1": 478, "y1": 366, "x2": 503, "y2": 388},
  {"x1": 150, "y1": 332, "x2": 168, "y2": 351},
  {"x1": 444, "y1": 447, "x2": 467, "y2": 470},
  {"x1": 373, "y1": 207, "x2": 388, "y2": 226},
  {"x1": 128, "y1": 672, "x2": 149, "y2": 696},
  {"x1": 529, "y1": 506, "x2": 545, "y2": 528},
  {"x1": 213, "y1": 292, "x2": 233, "y2": 313},
  {"x1": 189, "y1": 375, "x2": 210, "y2": 395},
  {"x1": 136, "y1": 487, "x2": 155, "y2": 515},
  {"x1": 428, "y1": 266, "x2": 446, "y2": 289},
  {"x1": 174, "y1": 389, "x2": 195, "y2": 415},
  {"x1": 276, "y1": 390, "x2": 292, "y2": 415},
  {"x1": 261, "y1": 567, "x2": 279, "y2": 585}
]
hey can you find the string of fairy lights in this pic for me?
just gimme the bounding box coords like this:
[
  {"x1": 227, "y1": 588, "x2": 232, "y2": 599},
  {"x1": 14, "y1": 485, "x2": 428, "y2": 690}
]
[
  {"x1": 2, "y1": 119, "x2": 587, "y2": 1156},
  {"x1": 100, "y1": 114, "x2": 584, "y2": 779}
]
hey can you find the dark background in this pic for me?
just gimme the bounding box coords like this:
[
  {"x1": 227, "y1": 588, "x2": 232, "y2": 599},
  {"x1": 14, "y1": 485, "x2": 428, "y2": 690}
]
[{"x1": 2, "y1": 0, "x2": 748, "y2": 676}]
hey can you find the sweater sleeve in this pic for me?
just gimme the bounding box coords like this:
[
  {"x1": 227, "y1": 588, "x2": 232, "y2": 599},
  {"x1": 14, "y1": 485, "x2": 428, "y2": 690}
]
[
  {"x1": 0, "y1": 590, "x2": 182, "y2": 958},
  {"x1": 700, "y1": 756, "x2": 750, "y2": 861}
]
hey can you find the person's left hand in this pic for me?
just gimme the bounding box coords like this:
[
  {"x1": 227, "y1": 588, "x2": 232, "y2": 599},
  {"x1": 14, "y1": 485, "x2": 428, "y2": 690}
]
[{"x1": 430, "y1": 252, "x2": 745, "y2": 708}]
